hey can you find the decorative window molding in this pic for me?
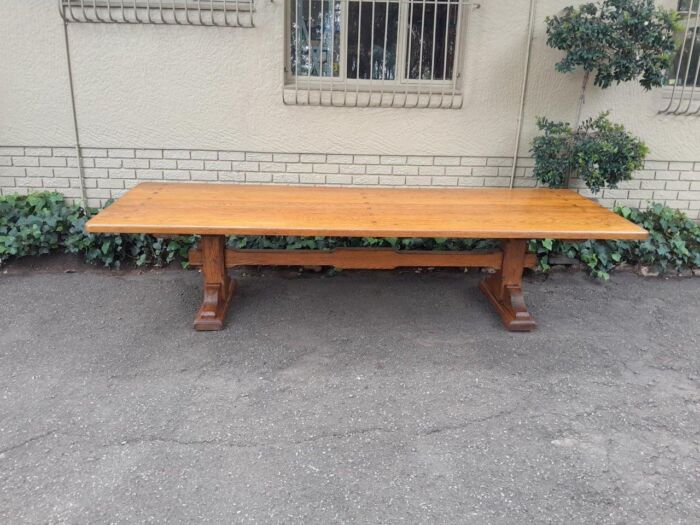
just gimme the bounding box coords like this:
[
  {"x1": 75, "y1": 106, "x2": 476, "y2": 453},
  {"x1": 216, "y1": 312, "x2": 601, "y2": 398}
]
[
  {"x1": 283, "y1": 0, "x2": 480, "y2": 109},
  {"x1": 58, "y1": 0, "x2": 256, "y2": 27},
  {"x1": 661, "y1": 0, "x2": 700, "y2": 115}
]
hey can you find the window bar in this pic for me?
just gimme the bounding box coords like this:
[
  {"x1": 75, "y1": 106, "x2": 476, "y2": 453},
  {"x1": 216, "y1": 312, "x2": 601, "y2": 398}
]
[
  {"x1": 412, "y1": 0, "x2": 427, "y2": 108},
  {"x1": 340, "y1": 1, "x2": 350, "y2": 107},
  {"x1": 403, "y1": 0, "x2": 415, "y2": 108},
  {"x1": 92, "y1": 0, "x2": 107, "y2": 22},
  {"x1": 689, "y1": 44, "x2": 700, "y2": 115},
  {"x1": 197, "y1": 0, "x2": 205, "y2": 25},
  {"x1": 671, "y1": 0, "x2": 699, "y2": 113},
  {"x1": 124, "y1": 0, "x2": 135, "y2": 23},
  {"x1": 294, "y1": 0, "x2": 300, "y2": 104},
  {"x1": 329, "y1": 0, "x2": 337, "y2": 106},
  {"x1": 355, "y1": 0, "x2": 363, "y2": 107},
  {"x1": 209, "y1": 0, "x2": 217, "y2": 26},
  {"x1": 155, "y1": 0, "x2": 165, "y2": 23},
  {"x1": 438, "y1": 0, "x2": 451, "y2": 108},
  {"x1": 661, "y1": 0, "x2": 699, "y2": 115},
  {"x1": 319, "y1": 0, "x2": 325, "y2": 105},
  {"x1": 110, "y1": 0, "x2": 120, "y2": 22},
  {"x1": 172, "y1": 0, "x2": 183, "y2": 25},
  {"x1": 144, "y1": 0, "x2": 152, "y2": 23},
  {"x1": 185, "y1": 0, "x2": 192, "y2": 24},
  {"x1": 135, "y1": 0, "x2": 146, "y2": 24},
  {"x1": 364, "y1": 1, "x2": 374, "y2": 107},
  {"x1": 307, "y1": 0, "x2": 313, "y2": 105},
  {"x1": 449, "y1": 0, "x2": 465, "y2": 109},
  {"x1": 676, "y1": 2, "x2": 700, "y2": 114},
  {"x1": 59, "y1": 0, "x2": 255, "y2": 27},
  {"x1": 425, "y1": 0, "x2": 434, "y2": 108},
  {"x1": 382, "y1": 1, "x2": 391, "y2": 106}
]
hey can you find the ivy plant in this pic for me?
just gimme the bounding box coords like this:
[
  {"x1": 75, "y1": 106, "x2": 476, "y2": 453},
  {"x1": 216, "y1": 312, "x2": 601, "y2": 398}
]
[{"x1": 531, "y1": 112, "x2": 648, "y2": 193}]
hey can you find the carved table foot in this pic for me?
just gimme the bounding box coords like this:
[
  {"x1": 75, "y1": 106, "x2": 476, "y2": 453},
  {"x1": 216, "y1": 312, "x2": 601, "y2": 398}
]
[
  {"x1": 479, "y1": 239, "x2": 537, "y2": 332},
  {"x1": 193, "y1": 235, "x2": 235, "y2": 331},
  {"x1": 194, "y1": 278, "x2": 236, "y2": 331}
]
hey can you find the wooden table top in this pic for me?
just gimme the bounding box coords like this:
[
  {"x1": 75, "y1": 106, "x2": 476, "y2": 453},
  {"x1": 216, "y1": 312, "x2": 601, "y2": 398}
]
[{"x1": 85, "y1": 183, "x2": 649, "y2": 240}]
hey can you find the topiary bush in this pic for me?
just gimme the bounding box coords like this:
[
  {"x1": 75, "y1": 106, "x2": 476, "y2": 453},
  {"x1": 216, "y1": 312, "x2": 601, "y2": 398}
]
[
  {"x1": 545, "y1": 0, "x2": 678, "y2": 92},
  {"x1": 531, "y1": 112, "x2": 649, "y2": 193}
]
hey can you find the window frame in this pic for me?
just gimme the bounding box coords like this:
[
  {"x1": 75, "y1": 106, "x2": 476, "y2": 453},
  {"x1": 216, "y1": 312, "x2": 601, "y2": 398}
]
[{"x1": 284, "y1": 0, "x2": 466, "y2": 92}]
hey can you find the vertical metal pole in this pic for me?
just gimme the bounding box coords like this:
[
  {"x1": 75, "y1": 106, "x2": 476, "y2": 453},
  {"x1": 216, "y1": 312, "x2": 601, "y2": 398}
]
[
  {"x1": 404, "y1": 0, "x2": 415, "y2": 107},
  {"x1": 355, "y1": 0, "x2": 362, "y2": 106},
  {"x1": 329, "y1": 0, "x2": 336, "y2": 105},
  {"x1": 307, "y1": 0, "x2": 313, "y2": 104},
  {"x1": 438, "y1": 0, "x2": 451, "y2": 108},
  {"x1": 428, "y1": 0, "x2": 437, "y2": 107},
  {"x1": 509, "y1": 0, "x2": 536, "y2": 188},
  {"x1": 366, "y1": 0, "x2": 375, "y2": 106},
  {"x1": 381, "y1": 0, "x2": 389, "y2": 106},
  {"x1": 319, "y1": 0, "x2": 325, "y2": 105},
  {"x1": 449, "y1": 0, "x2": 464, "y2": 109},
  {"x1": 62, "y1": 20, "x2": 88, "y2": 208},
  {"x1": 414, "y1": 0, "x2": 426, "y2": 107}
]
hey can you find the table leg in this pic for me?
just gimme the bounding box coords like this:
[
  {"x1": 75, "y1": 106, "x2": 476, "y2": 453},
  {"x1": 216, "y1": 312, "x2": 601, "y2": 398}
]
[
  {"x1": 479, "y1": 239, "x2": 537, "y2": 332},
  {"x1": 193, "y1": 235, "x2": 235, "y2": 331}
]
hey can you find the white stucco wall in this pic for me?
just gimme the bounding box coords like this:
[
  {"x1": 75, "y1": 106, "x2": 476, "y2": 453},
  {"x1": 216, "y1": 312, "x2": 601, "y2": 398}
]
[{"x1": 0, "y1": 0, "x2": 697, "y2": 160}]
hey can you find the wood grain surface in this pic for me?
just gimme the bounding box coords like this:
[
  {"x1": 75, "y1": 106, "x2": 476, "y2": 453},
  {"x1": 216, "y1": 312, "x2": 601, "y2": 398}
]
[{"x1": 86, "y1": 183, "x2": 649, "y2": 240}]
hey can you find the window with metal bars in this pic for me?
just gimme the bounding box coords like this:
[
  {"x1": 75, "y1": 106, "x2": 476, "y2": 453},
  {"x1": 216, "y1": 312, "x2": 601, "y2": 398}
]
[
  {"x1": 661, "y1": 0, "x2": 700, "y2": 115},
  {"x1": 58, "y1": 0, "x2": 255, "y2": 27},
  {"x1": 285, "y1": 0, "x2": 478, "y2": 108}
]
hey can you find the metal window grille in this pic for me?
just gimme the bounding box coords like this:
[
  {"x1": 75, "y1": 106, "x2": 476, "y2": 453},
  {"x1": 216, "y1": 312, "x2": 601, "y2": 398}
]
[
  {"x1": 283, "y1": 0, "x2": 480, "y2": 109},
  {"x1": 58, "y1": 0, "x2": 256, "y2": 27},
  {"x1": 661, "y1": 0, "x2": 700, "y2": 115}
]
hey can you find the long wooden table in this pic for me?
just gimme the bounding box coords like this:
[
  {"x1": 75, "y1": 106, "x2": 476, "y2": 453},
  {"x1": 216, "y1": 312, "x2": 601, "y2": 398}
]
[{"x1": 86, "y1": 183, "x2": 648, "y2": 332}]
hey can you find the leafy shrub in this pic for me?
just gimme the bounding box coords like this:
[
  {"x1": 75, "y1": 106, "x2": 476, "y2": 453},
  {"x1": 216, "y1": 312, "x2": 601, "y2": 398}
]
[
  {"x1": 545, "y1": 0, "x2": 678, "y2": 90},
  {"x1": 0, "y1": 193, "x2": 77, "y2": 262},
  {"x1": 0, "y1": 192, "x2": 196, "y2": 269},
  {"x1": 531, "y1": 113, "x2": 648, "y2": 193},
  {"x1": 618, "y1": 203, "x2": 700, "y2": 272}
]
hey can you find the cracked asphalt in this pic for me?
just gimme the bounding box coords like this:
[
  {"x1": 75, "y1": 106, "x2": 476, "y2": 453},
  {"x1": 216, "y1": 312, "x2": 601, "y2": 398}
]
[{"x1": 1, "y1": 260, "x2": 699, "y2": 524}]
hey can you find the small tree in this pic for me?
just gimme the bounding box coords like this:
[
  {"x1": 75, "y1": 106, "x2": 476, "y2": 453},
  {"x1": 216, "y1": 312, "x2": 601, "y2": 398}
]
[
  {"x1": 532, "y1": 0, "x2": 677, "y2": 193},
  {"x1": 546, "y1": 0, "x2": 677, "y2": 127}
]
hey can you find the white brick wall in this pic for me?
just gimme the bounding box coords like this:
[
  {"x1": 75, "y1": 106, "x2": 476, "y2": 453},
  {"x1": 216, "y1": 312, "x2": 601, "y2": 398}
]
[{"x1": 0, "y1": 146, "x2": 699, "y2": 220}]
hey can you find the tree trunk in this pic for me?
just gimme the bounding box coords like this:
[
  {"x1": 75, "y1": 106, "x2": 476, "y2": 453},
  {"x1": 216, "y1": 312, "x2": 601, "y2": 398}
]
[{"x1": 565, "y1": 70, "x2": 591, "y2": 188}]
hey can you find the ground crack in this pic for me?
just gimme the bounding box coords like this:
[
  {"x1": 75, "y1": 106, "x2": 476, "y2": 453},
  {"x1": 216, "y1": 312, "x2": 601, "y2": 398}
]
[
  {"x1": 0, "y1": 429, "x2": 58, "y2": 456},
  {"x1": 422, "y1": 408, "x2": 520, "y2": 435},
  {"x1": 110, "y1": 435, "x2": 262, "y2": 449}
]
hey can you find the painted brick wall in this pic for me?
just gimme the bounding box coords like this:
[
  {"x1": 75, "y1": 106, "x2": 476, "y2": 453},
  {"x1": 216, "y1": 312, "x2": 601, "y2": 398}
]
[{"x1": 1, "y1": 146, "x2": 699, "y2": 220}]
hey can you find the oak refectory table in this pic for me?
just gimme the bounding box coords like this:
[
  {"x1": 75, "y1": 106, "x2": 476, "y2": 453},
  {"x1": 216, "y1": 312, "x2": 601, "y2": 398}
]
[{"x1": 85, "y1": 183, "x2": 648, "y2": 332}]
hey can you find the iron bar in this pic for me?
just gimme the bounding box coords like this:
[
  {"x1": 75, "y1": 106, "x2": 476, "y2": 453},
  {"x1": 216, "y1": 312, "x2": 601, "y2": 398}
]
[
  {"x1": 660, "y1": 0, "x2": 700, "y2": 115},
  {"x1": 59, "y1": 0, "x2": 255, "y2": 27}
]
